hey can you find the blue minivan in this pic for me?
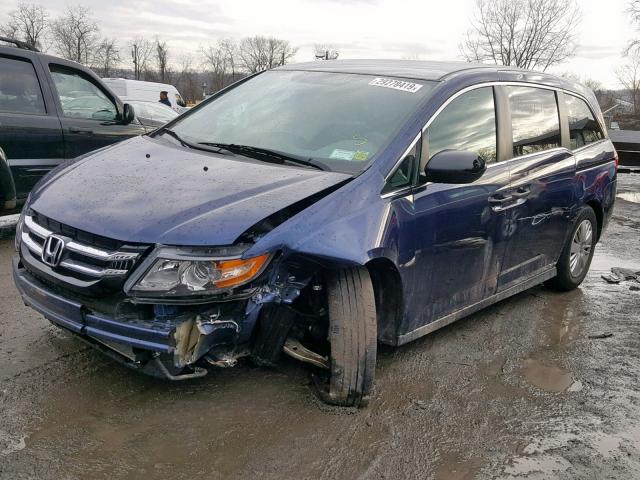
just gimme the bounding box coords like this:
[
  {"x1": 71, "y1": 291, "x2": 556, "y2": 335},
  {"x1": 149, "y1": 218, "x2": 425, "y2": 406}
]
[{"x1": 13, "y1": 60, "x2": 617, "y2": 406}]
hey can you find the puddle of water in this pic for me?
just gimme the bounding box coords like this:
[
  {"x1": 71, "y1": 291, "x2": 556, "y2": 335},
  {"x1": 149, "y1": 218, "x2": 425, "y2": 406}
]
[
  {"x1": 434, "y1": 454, "x2": 482, "y2": 480},
  {"x1": 541, "y1": 295, "x2": 580, "y2": 349},
  {"x1": 504, "y1": 454, "x2": 572, "y2": 477},
  {"x1": 521, "y1": 359, "x2": 573, "y2": 392},
  {"x1": 592, "y1": 432, "x2": 621, "y2": 457},
  {"x1": 617, "y1": 192, "x2": 640, "y2": 203}
]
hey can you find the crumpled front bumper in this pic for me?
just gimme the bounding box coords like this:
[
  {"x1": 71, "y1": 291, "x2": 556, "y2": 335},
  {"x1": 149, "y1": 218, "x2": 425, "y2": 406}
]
[
  {"x1": 13, "y1": 256, "x2": 175, "y2": 353},
  {"x1": 12, "y1": 257, "x2": 255, "y2": 376}
]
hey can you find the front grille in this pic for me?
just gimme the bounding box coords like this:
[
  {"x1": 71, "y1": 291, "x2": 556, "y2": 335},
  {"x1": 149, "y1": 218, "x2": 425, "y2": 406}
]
[
  {"x1": 32, "y1": 211, "x2": 124, "y2": 251},
  {"x1": 20, "y1": 212, "x2": 149, "y2": 291}
]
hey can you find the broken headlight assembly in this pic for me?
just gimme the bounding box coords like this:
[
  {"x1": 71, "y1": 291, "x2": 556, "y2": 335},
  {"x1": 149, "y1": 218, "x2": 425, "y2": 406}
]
[{"x1": 126, "y1": 246, "x2": 271, "y2": 298}]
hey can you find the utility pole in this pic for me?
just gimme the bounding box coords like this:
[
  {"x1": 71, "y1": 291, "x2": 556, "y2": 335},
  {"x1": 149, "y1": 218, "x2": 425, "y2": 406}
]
[{"x1": 132, "y1": 44, "x2": 139, "y2": 80}]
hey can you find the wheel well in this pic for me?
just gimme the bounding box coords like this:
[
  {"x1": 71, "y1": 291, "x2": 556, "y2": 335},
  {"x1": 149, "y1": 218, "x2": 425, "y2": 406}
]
[
  {"x1": 586, "y1": 200, "x2": 604, "y2": 241},
  {"x1": 366, "y1": 258, "x2": 403, "y2": 344}
]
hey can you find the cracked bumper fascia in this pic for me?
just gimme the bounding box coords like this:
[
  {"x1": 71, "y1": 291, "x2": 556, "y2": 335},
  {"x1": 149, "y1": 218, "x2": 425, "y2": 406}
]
[{"x1": 12, "y1": 253, "x2": 310, "y2": 370}]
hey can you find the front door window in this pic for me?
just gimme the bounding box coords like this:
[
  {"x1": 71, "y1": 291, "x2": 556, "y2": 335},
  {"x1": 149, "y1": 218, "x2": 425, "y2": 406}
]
[{"x1": 50, "y1": 66, "x2": 117, "y2": 121}]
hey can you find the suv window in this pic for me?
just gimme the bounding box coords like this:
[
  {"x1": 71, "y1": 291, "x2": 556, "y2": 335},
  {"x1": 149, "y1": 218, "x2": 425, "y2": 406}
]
[
  {"x1": 427, "y1": 87, "x2": 497, "y2": 165},
  {"x1": 565, "y1": 94, "x2": 604, "y2": 149},
  {"x1": 49, "y1": 66, "x2": 117, "y2": 121},
  {"x1": 0, "y1": 57, "x2": 46, "y2": 115},
  {"x1": 508, "y1": 86, "x2": 560, "y2": 156}
]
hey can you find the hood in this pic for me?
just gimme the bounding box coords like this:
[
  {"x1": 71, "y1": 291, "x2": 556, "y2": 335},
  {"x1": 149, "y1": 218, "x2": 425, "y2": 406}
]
[{"x1": 30, "y1": 136, "x2": 350, "y2": 246}]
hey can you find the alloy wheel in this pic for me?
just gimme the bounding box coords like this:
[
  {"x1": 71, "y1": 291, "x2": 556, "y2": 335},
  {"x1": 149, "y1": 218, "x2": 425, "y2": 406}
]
[{"x1": 569, "y1": 219, "x2": 593, "y2": 277}]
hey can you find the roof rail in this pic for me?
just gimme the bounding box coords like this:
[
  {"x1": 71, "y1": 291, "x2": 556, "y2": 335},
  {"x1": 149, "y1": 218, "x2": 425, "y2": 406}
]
[{"x1": 0, "y1": 36, "x2": 39, "y2": 52}]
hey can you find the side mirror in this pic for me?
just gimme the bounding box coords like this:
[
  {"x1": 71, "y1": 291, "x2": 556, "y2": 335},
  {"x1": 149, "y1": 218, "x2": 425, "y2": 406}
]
[
  {"x1": 121, "y1": 103, "x2": 135, "y2": 125},
  {"x1": 424, "y1": 149, "x2": 486, "y2": 184}
]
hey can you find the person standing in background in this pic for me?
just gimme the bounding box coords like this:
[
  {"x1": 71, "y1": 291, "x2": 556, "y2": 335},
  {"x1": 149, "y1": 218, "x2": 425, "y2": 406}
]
[{"x1": 159, "y1": 91, "x2": 171, "y2": 107}]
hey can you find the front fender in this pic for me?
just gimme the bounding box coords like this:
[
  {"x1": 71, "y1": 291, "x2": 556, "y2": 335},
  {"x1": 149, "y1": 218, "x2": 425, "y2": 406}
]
[{"x1": 245, "y1": 168, "x2": 408, "y2": 268}]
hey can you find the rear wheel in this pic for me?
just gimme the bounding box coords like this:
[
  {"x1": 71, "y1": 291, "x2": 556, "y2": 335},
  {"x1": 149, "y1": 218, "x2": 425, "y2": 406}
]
[
  {"x1": 546, "y1": 207, "x2": 597, "y2": 291},
  {"x1": 315, "y1": 267, "x2": 377, "y2": 407}
]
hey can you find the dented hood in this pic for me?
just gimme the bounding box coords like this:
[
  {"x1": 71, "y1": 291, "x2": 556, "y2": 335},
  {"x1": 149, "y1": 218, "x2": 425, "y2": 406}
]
[{"x1": 29, "y1": 136, "x2": 350, "y2": 246}]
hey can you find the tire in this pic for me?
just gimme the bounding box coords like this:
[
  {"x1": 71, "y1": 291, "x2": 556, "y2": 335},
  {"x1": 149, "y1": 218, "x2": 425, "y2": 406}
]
[
  {"x1": 315, "y1": 267, "x2": 377, "y2": 407},
  {"x1": 546, "y1": 206, "x2": 597, "y2": 291}
]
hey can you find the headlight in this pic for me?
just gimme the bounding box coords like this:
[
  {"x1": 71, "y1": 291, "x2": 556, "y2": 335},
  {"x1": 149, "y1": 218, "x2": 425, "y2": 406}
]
[{"x1": 130, "y1": 250, "x2": 271, "y2": 297}]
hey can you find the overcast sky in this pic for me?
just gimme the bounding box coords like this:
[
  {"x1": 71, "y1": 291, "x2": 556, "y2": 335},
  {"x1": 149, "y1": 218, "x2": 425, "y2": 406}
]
[{"x1": 1, "y1": 0, "x2": 636, "y2": 88}]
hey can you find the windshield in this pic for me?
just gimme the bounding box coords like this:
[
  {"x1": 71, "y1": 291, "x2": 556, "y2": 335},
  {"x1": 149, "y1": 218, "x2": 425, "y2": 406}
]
[{"x1": 168, "y1": 70, "x2": 433, "y2": 174}]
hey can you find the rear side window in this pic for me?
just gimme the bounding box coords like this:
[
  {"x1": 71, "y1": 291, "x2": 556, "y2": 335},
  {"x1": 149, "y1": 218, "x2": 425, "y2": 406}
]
[
  {"x1": 508, "y1": 86, "x2": 560, "y2": 156},
  {"x1": 427, "y1": 87, "x2": 497, "y2": 164},
  {"x1": 0, "y1": 57, "x2": 46, "y2": 115},
  {"x1": 565, "y1": 94, "x2": 604, "y2": 149}
]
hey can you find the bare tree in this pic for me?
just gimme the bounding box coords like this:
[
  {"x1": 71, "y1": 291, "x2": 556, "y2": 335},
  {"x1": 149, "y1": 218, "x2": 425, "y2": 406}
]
[
  {"x1": 617, "y1": 50, "x2": 640, "y2": 115},
  {"x1": 561, "y1": 72, "x2": 603, "y2": 92},
  {"x1": 219, "y1": 38, "x2": 238, "y2": 80},
  {"x1": 1, "y1": 3, "x2": 49, "y2": 50},
  {"x1": 266, "y1": 37, "x2": 297, "y2": 68},
  {"x1": 174, "y1": 55, "x2": 200, "y2": 102},
  {"x1": 201, "y1": 42, "x2": 229, "y2": 92},
  {"x1": 460, "y1": 0, "x2": 581, "y2": 71},
  {"x1": 238, "y1": 36, "x2": 297, "y2": 73},
  {"x1": 130, "y1": 37, "x2": 153, "y2": 80},
  {"x1": 631, "y1": 0, "x2": 640, "y2": 19},
  {"x1": 155, "y1": 38, "x2": 169, "y2": 82},
  {"x1": 582, "y1": 78, "x2": 604, "y2": 93},
  {"x1": 93, "y1": 38, "x2": 120, "y2": 77},
  {"x1": 627, "y1": 1, "x2": 640, "y2": 53},
  {"x1": 50, "y1": 5, "x2": 100, "y2": 64}
]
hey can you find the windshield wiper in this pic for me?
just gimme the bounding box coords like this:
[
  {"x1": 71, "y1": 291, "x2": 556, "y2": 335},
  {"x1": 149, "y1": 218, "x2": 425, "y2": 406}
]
[
  {"x1": 197, "y1": 142, "x2": 325, "y2": 171},
  {"x1": 157, "y1": 128, "x2": 230, "y2": 155}
]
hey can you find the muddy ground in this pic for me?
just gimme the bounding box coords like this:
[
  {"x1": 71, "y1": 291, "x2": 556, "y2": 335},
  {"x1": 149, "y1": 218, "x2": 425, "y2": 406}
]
[{"x1": 1, "y1": 174, "x2": 640, "y2": 480}]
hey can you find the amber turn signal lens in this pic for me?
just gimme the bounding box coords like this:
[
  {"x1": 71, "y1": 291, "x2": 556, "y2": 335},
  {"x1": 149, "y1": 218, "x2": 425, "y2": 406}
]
[{"x1": 213, "y1": 254, "x2": 271, "y2": 289}]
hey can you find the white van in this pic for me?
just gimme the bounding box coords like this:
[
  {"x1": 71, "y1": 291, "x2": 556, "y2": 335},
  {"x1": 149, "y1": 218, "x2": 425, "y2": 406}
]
[{"x1": 102, "y1": 78, "x2": 187, "y2": 112}]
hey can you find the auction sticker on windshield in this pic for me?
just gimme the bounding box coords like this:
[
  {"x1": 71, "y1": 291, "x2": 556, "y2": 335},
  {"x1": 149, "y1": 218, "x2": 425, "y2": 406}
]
[
  {"x1": 330, "y1": 149, "x2": 355, "y2": 160},
  {"x1": 369, "y1": 78, "x2": 423, "y2": 93}
]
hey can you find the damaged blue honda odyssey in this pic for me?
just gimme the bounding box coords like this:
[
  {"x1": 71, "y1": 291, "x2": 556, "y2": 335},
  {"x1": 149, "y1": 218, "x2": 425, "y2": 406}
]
[{"x1": 13, "y1": 60, "x2": 617, "y2": 406}]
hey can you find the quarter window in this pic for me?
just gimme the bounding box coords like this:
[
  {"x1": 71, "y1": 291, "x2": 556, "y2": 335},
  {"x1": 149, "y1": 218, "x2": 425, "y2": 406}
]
[
  {"x1": 508, "y1": 86, "x2": 560, "y2": 156},
  {"x1": 0, "y1": 57, "x2": 46, "y2": 115},
  {"x1": 565, "y1": 94, "x2": 604, "y2": 149},
  {"x1": 49, "y1": 66, "x2": 117, "y2": 121},
  {"x1": 383, "y1": 141, "x2": 419, "y2": 194},
  {"x1": 427, "y1": 87, "x2": 497, "y2": 165}
]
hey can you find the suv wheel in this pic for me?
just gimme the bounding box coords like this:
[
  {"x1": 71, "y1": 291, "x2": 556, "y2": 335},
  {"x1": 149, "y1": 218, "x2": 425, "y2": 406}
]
[
  {"x1": 546, "y1": 206, "x2": 597, "y2": 291},
  {"x1": 315, "y1": 267, "x2": 377, "y2": 407}
]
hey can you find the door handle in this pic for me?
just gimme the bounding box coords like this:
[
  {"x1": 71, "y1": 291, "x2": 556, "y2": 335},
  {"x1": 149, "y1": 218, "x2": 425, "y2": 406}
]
[
  {"x1": 69, "y1": 127, "x2": 94, "y2": 134},
  {"x1": 488, "y1": 194, "x2": 517, "y2": 212},
  {"x1": 488, "y1": 194, "x2": 513, "y2": 206},
  {"x1": 512, "y1": 186, "x2": 531, "y2": 199}
]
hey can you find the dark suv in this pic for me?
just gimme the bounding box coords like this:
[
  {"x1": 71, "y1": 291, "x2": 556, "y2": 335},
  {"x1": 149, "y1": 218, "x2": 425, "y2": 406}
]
[
  {"x1": 13, "y1": 60, "x2": 617, "y2": 407},
  {"x1": 0, "y1": 37, "x2": 146, "y2": 212}
]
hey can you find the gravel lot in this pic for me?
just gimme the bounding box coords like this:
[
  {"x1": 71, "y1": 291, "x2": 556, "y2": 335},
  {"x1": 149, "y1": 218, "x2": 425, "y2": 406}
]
[{"x1": 1, "y1": 174, "x2": 639, "y2": 480}]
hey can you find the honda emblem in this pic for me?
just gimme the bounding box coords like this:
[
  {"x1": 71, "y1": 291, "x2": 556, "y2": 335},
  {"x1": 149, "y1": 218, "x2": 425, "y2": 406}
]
[{"x1": 41, "y1": 235, "x2": 65, "y2": 267}]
